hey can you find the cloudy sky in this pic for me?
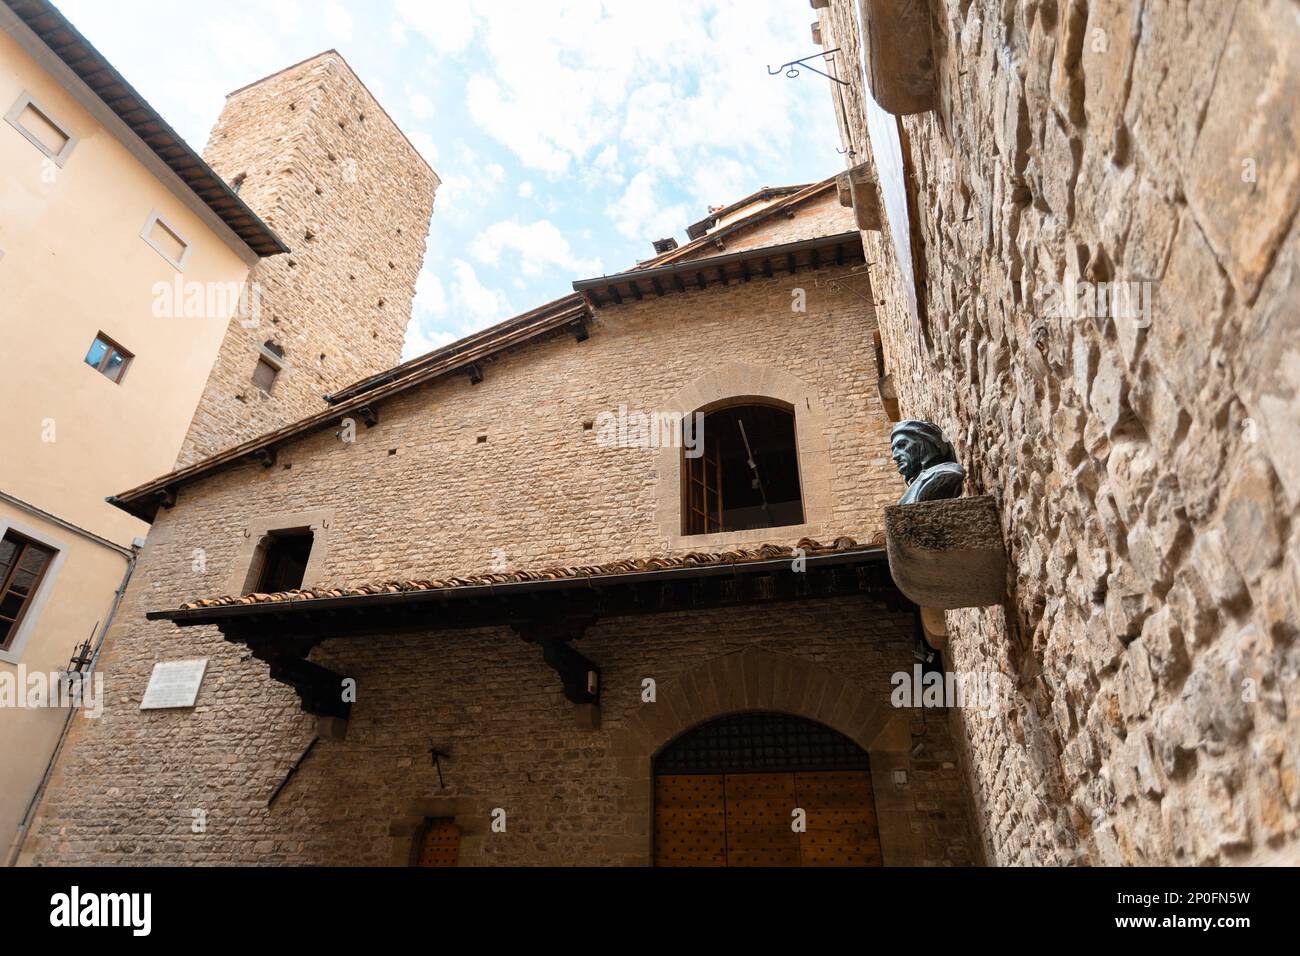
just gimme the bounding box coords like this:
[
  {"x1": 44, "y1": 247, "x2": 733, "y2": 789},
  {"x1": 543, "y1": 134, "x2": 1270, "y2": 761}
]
[{"x1": 57, "y1": 0, "x2": 843, "y2": 360}]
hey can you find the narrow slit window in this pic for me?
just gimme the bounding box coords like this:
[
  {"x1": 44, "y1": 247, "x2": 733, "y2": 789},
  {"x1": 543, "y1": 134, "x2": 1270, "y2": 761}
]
[
  {"x1": 0, "y1": 531, "x2": 57, "y2": 652},
  {"x1": 252, "y1": 341, "x2": 284, "y2": 394},
  {"x1": 683, "y1": 403, "x2": 804, "y2": 535},
  {"x1": 84, "y1": 333, "x2": 133, "y2": 383},
  {"x1": 4, "y1": 92, "x2": 77, "y2": 165}
]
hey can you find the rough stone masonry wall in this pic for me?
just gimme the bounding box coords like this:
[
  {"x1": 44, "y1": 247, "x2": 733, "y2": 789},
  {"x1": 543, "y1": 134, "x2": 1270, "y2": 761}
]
[
  {"x1": 177, "y1": 52, "x2": 438, "y2": 466},
  {"x1": 818, "y1": 0, "x2": 1300, "y2": 865},
  {"x1": 23, "y1": 267, "x2": 981, "y2": 864}
]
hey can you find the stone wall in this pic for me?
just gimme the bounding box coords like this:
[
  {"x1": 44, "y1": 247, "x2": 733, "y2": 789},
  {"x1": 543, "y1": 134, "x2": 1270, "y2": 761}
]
[
  {"x1": 816, "y1": 0, "x2": 1299, "y2": 865},
  {"x1": 177, "y1": 52, "x2": 438, "y2": 466},
  {"x1": 23, "y1": 262, "x2": 979, "y2": 864}
]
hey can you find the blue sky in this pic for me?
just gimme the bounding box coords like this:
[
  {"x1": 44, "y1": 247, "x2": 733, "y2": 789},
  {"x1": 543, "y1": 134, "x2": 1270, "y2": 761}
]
[{"x1": 58, "y1": 0, "x2": 843, "y2": 360}]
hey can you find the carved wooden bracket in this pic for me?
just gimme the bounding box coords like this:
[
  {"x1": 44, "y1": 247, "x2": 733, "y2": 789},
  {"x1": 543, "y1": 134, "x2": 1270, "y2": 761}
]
[
  {"x1": 513, "y1": 619, "x2": 601, "y2": 709},
  {"x1": 884, "y1": 495, "x2": 1007, "y2": 608},
  {"x1": 859, "y1": 0, "x2": 937, "y2": 115},
  {"x1": 265, "y1": 655, "x2": 351, "y2": 719}
]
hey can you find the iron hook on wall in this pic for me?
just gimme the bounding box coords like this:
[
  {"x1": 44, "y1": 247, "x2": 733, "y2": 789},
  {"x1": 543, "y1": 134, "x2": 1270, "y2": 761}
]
[{"x1": 767, "y1": 48, "x2": 848, "y2": 86}]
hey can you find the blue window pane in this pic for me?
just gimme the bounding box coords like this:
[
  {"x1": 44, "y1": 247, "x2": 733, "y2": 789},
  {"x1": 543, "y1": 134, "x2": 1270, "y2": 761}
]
[
  {"x1": 103, "y1": 349, "x2": 126, "y2": 381},
  {"x1": 84, "y1": 338, "x2": 109, "y2": 369}
]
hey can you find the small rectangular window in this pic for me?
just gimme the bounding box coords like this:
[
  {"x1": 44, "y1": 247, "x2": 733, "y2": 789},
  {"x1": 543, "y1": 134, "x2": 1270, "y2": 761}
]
[
  {"x1": 252, "y1": 341, "x2": 284, "y2": 394},
  {"x1": 140, "y1": 211, "x2": 192, "y2": 270},
  {"x1": 4, "y1": 91, "x2": 77, "y2": 165},
  {"x1": 254, "y1": 530, "x2": 314, "y2": 593},
  {"x1": 252, "y1": 357, "x2": 279, "y2": 393},
  {"x1": 0, "y1": 531, "x2": 57, "y2": 652},
  {"x1": 84, "y1": 333, "x2": 133, "y2": 383}
]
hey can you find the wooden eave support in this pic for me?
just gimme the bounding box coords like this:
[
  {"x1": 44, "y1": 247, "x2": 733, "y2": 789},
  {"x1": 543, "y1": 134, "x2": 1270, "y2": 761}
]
[
  {"x1": 356, "y1": 405, "x2": 379, "y2": 428},
  {"x1": 244, "y1": 645, "x2": 351, "y2": 720},
  {"x1": 514, "y1": 619, "x2": 601, "y2": 728},
  {"x1": 465, "y1": 363, "x2": 484, "y2": 385}
]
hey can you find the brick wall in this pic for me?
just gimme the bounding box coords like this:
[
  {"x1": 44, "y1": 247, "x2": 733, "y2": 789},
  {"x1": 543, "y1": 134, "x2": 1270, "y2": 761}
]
[
  {"x1": 816, "y1": 0, "x2": 1299, "y2": 865},
  {"x1": 177, "y1": 52, "x2": 438, "y2": 466},
  {"x1": 24, "y1": 265, "x2": 980, "y2": 864}
]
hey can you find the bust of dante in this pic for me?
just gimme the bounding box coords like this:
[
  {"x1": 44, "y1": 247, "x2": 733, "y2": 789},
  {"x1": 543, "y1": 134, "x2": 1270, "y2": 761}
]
[{"x1": 890, "y1": 420, "x2": 965, "y2": 505}]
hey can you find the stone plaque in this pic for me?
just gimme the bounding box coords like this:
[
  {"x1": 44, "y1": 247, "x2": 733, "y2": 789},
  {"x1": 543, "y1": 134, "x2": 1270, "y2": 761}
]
[{"x1": 140, "y1": 658, "x2": 208, "y2": 710}]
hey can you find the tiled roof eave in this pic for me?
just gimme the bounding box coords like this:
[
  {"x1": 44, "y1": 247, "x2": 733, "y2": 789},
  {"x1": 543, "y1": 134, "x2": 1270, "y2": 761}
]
[{"x1": 150, "y1": 536, "x2": 889, "y2": 623}]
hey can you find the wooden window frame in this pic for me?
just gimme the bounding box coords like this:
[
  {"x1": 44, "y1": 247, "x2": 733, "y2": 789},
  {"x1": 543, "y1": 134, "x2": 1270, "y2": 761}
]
[
  {"x1": 681, "y1": 401, "x2": 803, "y2": 537},
  {"x1": 4, "y1": 90, "x2": 78, "y2": 166},
  {"x1": 0, "y1": 530, "x2": 57, "y2": 653},
  {"x1": 84, "y1": 332, "x2": 133, "y2": 384}
]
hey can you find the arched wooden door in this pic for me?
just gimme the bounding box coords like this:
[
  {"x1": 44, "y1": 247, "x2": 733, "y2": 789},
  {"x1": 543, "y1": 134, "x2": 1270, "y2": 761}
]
[{"x1": 653, "y1": 712, "x2": 882, "y2": 867}]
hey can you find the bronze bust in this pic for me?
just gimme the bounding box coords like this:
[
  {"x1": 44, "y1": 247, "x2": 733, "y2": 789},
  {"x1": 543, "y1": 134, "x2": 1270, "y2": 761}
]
[{"x1": 890, "y1": 420, "x2": 965, "y2": 504}]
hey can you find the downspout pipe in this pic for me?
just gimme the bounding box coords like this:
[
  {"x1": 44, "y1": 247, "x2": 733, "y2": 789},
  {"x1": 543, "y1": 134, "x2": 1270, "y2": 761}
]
[{"x1": 4, "y1": 543, "x2": 139, "y2": 867}]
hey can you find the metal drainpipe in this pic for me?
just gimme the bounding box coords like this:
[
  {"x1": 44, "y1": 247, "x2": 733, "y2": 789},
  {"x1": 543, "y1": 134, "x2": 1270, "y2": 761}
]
[{"x1": 4, "y1": 544, "x2": 139, "y2": 867}]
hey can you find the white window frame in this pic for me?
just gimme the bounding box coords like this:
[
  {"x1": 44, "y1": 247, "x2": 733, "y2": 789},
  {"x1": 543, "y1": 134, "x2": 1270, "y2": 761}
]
[
  {"x1": 0, "y1": 517, "x2": 68, "y2": 665},
  {"x1": 4, "y1": 90, "x2": 78, "y2": 166},
  {"x1": 140, "y1": 209, "x2": 193, "y2": 271}
]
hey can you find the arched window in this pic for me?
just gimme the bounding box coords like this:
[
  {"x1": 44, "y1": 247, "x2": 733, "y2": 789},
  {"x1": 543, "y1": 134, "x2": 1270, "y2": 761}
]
[{"x1": 682, "y1": 402, "x2": 804, "y2": 535}]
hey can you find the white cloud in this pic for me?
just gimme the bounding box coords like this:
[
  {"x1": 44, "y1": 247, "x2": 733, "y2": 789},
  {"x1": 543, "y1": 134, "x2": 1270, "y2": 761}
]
[
  {"x1": 517, "y1": 181, "x2": 534, "y2": 198},
  {"x1": 394, "y1": 0, "x2": 478, "y2": 54},
  {"x1": 402, "y1": 323, "x2": 456, "y2": 360},
  {"x1": 323, "y1": 2, "x2": 353, "y2": 37},
  {"x1": 402, "y1": 258, "x2": 518, "y2": 360},
  {"x1": 469, "y1": 219, "x2": 601, "y2": 277},
  {"x1": 408, "y1": 130, "x2": 439, "y2": 166},
  {"x1": 449, "y1": 0, "x2": 836, "y2": 250},
  {"x1": 607, "y1": 171, "x2": 689, "y2": 244},
  {"x1": 434, "y1": 147, "x2": 506, "y2": 218},
  {"x1": 408, "y1": 92, "x2": 435, "y2": 120},
  {"x1": 412, "y1": 269, "x2": 447, "y2": 316},
  {"x1": 448, "y1": 258, "x2": 513, "y2": 326}
]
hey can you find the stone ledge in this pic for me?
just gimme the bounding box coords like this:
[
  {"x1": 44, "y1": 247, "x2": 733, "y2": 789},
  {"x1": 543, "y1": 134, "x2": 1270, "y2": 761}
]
[
  {"x1": 884, "y1": 495, "x2": 1007, "y2": 608},
  {"x1": 860, "y1": 0, "x2": 937, "y2": 115}
]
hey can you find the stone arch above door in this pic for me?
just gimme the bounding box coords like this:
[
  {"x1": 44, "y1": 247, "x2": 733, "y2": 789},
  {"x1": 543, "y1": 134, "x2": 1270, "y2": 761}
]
[
  {"x1": 655, "y1": 363, "x2": 833, "y2": 549},
  {"x1": 610, "y1": 646, "x2": 921, "y2": 865}
]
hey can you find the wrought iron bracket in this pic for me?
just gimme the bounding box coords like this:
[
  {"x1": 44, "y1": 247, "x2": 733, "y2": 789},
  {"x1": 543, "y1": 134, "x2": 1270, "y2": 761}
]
[{"x1": 768, "y1": 48, "x2": 848, "y2": 85}]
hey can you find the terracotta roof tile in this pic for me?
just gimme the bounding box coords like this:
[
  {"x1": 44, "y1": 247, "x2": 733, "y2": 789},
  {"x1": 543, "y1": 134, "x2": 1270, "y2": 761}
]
[{"x1": 179, "y1": 534, "x2": 882, "y2": 611}]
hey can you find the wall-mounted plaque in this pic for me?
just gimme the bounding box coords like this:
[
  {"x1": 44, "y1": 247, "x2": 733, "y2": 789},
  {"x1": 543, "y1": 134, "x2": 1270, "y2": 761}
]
[{"x1": 140, "y1": 658, "x2": 208, "y2": 710}]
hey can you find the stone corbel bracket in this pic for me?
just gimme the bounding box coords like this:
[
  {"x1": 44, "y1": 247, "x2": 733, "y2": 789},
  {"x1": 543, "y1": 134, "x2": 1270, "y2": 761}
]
[
  {"x1": 884, "y1": 495, "x2": 1007, "y2": 608},
  {"x1": 836, "y1": 162, "x2": 882, "y2": 231},
  {"x1": 859, "y1": 0, "x2": 937, "y2": 115}
]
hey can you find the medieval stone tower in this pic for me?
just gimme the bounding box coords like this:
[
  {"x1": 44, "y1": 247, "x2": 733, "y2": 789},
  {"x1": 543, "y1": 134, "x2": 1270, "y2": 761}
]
[{"x1": 177, "y1": 51, "x2": 439, "y2": 466}]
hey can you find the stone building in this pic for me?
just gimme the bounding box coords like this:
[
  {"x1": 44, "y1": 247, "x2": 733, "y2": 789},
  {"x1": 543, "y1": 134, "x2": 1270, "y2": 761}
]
[
  {"x1": 0, "y1": 0, "x2": 434, "y2": 862},
  {"x1": 12, "y1": 1, "x2": 1297, "y2": 869},
  {"x1": 20, "y1": 176, "x2": 980, "y2": 866},
  {"x1": 807, "y1": 0, "x2": 1298, "y2": 865},
  {"x1": 177, "y1": 52, "x2": 438, "y2": 466}
]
